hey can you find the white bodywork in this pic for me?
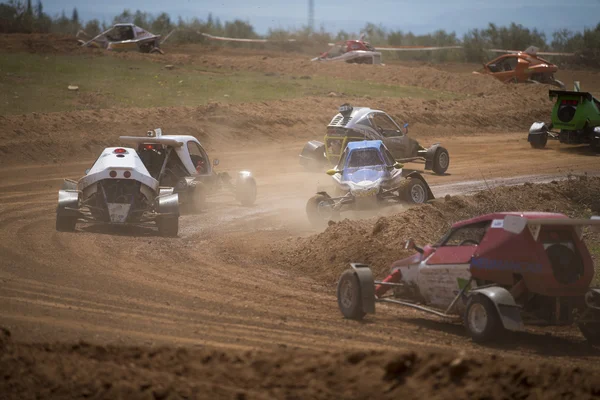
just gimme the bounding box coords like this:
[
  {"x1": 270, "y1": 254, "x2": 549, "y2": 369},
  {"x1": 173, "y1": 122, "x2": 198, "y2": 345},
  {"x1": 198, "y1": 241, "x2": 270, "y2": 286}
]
[
  {"x1": 120, "y1": 131, "x2": 212, "y2": 176},
  {"x1": 80, "y1": 147, "x2": 158, "y2": 191},
  {"x1": 395, "y1": 254, "x2": 472, "y2": 313},
  {"x1": 79, "y1": 147, "x2": 159, "y2": 220},
  {"x1": 77, "y1": 147, "x2": 161, "y2": 224}
]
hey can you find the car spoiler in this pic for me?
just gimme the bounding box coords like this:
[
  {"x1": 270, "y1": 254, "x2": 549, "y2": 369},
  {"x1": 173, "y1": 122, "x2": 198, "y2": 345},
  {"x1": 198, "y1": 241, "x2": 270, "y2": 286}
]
[
  {"x1": 503, "y1": 215, "x2": 600, "y2": 240},
  {"x1": 119, "y1": 136, "x2": 184, "y2": 147},
  {"x1": 549, "y1": 90, "x2": 593, "y2": 102}
]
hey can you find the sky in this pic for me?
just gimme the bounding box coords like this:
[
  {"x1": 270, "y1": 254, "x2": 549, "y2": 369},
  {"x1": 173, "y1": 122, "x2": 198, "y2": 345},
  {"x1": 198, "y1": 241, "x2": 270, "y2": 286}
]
[{"x1": 39, "y1": 0, "x2": 600, "y2": 37}]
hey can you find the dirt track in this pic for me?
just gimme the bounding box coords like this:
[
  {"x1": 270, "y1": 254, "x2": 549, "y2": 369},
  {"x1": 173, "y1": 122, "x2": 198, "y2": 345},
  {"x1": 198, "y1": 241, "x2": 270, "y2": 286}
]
[
  {"x1": 2, "y1": 134, "x2": 600, "y2": 351},
  {"x1": 2, "y1": 36, "x2": 600, "y2": 398}
]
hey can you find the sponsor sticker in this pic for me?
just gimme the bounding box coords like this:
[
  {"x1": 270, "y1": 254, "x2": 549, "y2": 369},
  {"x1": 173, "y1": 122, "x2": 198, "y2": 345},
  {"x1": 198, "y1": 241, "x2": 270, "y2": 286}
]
[{"x1": 491, "y1": 219, "x2": 504, "y2": 228}]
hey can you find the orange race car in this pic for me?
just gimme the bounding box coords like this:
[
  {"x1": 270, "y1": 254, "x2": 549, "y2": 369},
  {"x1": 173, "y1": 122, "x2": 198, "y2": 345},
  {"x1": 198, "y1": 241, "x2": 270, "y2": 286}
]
[{"x1": 474, "y1": 46, "x2": 565, "y2": 89}]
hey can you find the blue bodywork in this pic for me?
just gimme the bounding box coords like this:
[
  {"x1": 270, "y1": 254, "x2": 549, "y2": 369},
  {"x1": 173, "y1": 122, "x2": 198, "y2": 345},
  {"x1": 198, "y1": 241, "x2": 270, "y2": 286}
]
[{"x1": 339, "y1": 140, "x2": 393, "y2": 184}]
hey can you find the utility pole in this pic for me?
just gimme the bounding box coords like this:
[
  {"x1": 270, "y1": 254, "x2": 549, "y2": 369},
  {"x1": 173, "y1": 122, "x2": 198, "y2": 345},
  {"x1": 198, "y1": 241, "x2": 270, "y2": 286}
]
[{"x1": 308, "y1": 0, "x2": 314, "y2": 32}]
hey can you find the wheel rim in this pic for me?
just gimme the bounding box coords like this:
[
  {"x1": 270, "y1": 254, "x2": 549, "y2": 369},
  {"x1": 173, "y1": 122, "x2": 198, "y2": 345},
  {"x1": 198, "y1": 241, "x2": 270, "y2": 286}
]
[
  {"x1": 340, "y1": 279, "x2": 354, "y2": 309},
  {"x1": 410, "y1": 184, "x2": 426, "y2": 203},
  {"x1": 468, "y1": 303, "x2": 488, "y2": 334},
  {"x1": 437, "y1": 151, "x2": 449, "y2": 170},
  {"x1": 317, "y1": 200, "x2": 333, "y2": 219}
]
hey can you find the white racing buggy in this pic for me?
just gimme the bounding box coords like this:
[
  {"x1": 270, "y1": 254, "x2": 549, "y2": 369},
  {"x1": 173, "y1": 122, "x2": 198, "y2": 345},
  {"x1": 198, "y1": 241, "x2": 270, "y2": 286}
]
[
  {"x1": 119, "y1": 128, "x2": 257, "y2": 212},
  {"x1": 56, "y1": 147, "x2": 180, "y2": 236}
]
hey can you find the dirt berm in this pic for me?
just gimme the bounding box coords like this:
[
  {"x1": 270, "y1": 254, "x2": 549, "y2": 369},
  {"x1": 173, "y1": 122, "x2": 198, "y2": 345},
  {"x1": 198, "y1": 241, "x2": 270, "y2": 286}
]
[
  {"x1": 1, "y1": 328, "x2": 599, "y2": 400},
  {"x1": 265, "y1": 176, "x2": 600, "y2": 283}
]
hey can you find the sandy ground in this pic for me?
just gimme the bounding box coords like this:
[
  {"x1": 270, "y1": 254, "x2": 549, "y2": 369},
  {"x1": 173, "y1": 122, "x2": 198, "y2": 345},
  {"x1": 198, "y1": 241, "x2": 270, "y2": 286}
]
[
  {"x1": 1, "y1": 134, "x2": 599, "y2": 352},
  {"x1": 2, "y1": 34, "x2": 600, "y2": 398}
]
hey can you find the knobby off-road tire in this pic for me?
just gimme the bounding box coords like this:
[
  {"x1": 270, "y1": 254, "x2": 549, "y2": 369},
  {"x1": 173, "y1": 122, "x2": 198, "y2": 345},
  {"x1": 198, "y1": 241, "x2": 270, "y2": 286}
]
[
  {"x1": 337, "y1": 269, "x2": 366, "y2": 320},
  {"x1": 579, "y1": 322, "x2": 600, "y2": 345},
  {"x1": 464, "y1": 295, "x2": 504, "y2": 343},
  {"x1": 188, "y1": 182, "x2": 206, "y2": 214},
  {"x1": 432, "y1": 147, "x2": 450, "y2": 175},
  {"x1": 530, "y1": 132, "x2": 548, "y2": 149},
  {"x1": 55, "y1": 214, "x2": 77, "y2": 232},
  {"x1": 591, "y1": 138, "x2": 600, "y2": 153},
  {"x1": 306, "y1": 194, "x2": 336, "y2": 228},
  {"x1": 398, "y1": 179, "x2": 428, "y2": 204},
  {"x1": 157, "y1": 217, "x2": 179, "y2": 237},
  {"x1": 236, "y1": 179, "x2": 257, "y2": 206}
]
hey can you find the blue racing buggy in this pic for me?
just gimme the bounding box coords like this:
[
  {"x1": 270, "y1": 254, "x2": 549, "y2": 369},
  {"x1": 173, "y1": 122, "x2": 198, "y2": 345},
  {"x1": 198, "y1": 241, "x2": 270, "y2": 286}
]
[{"x1": 305, "y1": 140, "x2": 434, "y2": 227}]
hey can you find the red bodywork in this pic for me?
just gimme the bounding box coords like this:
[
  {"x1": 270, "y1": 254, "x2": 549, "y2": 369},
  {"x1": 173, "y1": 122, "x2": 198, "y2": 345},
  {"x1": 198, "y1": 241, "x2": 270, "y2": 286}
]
[
  {"x1": 318, "y1": 40, "x2": 376, "y2": 59},
  {"x1": 376, "y1": 212, "x2": 595, "y2": 300},
  {"x1": 476, "y1": 51, "x2": 563, "y2": 87}
]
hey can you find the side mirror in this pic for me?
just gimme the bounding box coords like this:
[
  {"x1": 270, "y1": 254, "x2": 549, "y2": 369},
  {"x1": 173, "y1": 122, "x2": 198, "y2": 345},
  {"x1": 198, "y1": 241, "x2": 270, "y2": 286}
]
[
  {"x1": 326, "y1": 169, "x2": 341, "y2": 176},
  {"x1": 403, "y1": 122, "x2": 409, "y2": 134},
  {"x1": 213, "y1": 158, "x2": 219, "y2": 166},
  {"x1": 405, "y1": 238, "x2": 424, "y2": 254}
]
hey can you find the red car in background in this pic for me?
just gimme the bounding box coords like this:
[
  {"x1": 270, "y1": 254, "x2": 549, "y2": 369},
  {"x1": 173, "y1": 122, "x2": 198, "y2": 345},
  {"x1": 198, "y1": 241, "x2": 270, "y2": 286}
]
[{"x1": 474, "y1": 46, "x2": 565, "y2": 88}]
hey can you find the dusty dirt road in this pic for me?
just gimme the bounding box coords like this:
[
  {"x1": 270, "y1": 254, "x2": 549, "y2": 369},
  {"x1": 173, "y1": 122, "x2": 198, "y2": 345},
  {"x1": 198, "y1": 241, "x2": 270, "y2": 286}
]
[{"x1": 1, "y1": 132, "x2": 600, "y2": 369}]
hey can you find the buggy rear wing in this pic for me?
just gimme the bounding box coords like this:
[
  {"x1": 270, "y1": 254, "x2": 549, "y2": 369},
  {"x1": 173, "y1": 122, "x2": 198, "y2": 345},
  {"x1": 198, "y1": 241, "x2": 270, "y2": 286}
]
[
  {"x1": 549, "y1": 90, "x2": 594, "y2": 102},
  {"x1": 120, "y1": 136, "x2": 183, "y2": 147},
  {"x1": 503, "y1": 215, "x2": 600, "y2": 240}
]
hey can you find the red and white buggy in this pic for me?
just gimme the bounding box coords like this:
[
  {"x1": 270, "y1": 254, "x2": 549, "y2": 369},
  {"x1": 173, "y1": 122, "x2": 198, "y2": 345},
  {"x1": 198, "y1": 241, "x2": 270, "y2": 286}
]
[{"x1": 337, "y1": 212, "x2": 600, "y2": 343}]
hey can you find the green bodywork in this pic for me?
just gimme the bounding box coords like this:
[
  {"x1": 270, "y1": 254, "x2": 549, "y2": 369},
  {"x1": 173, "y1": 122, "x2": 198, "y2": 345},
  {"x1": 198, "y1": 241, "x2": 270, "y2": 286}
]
[{"x1": 550, "y1": 90, "x2": 600, "y2": 131}]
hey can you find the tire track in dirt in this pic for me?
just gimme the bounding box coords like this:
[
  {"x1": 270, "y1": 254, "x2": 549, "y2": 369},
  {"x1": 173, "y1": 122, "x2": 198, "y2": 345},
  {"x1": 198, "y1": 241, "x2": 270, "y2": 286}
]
[{"x1": 1, "y1": 133, "x2": 600, "y2": 369}]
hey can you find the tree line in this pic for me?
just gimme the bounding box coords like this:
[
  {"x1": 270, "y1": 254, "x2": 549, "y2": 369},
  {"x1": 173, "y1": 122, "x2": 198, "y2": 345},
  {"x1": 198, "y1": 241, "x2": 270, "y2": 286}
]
[{"x1": 1, "y1": 0, "x2": 598, "y2": 66}]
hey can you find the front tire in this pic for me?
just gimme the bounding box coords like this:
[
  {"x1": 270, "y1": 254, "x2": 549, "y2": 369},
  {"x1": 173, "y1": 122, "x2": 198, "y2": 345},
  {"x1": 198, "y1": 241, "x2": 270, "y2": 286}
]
[
  {"x1": 337, "y1": 269, "x2": 365, "y2": 320},
  {"x1": 236, "y1": 178, "x2": 257, "y2": 206},
  {"x1": 306, "y1": 194, "x2": 336, "y2": 228},
  {"x1": 591, "y1": 137, "x2": 600, "y2": 153},
  {"x1": 190, "y1": 182, "x2": 206, "y2": 213},
  {"x1": 398, "y1": 179, "x2": 428, "y2": 204},
  {"x1": 529, "y1": 132, "x2": 548, "y2": 149},
  {"x1": 56, "y1": 214, "x2": 77, "y2": 232},
  {"x1": 579, "y1": 322, "x2": 600, "y2": 345},
  {"x1": 464, "y1": 295, "x2": 503, "y2": 343},
  {"x1": 432, "y1": 147, "x2": 450, "y2": 175},
  {"x1": 157, "y1": 217, "x2": 179, "y2": 237}
]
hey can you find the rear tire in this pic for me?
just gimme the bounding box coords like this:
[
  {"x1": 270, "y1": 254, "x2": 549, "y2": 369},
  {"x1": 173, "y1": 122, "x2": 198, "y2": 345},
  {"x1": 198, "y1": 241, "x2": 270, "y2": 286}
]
[
  {"x1": 236, "y1": 178, "x2": 257, "y2": 206},
  {"x1": 591, "y1": 137, "x2": 600, "y2": 153},
  {"x1": 157, "y1": 217, "x2": 179, "y2": 237},
  {"x1": 337, "y1": 269, "x2": 366, "y2": 320},
  {"x1": 56, "y1": 214, "x2": 77, "y2": 232},
  {"x1": 432, "y1": 147, "x2": 450, "y2": 175},
  {"x1": 579, "y1": 322, "x2": 600, "y2": 345},
  {"x1": 398, "y1": 179, "x2": 428, "y2": 204},
  {"x1": 189, "y1": 182, "x2": 206, "y2": 213},
  {"x1": 529, "y1": 132, "x2": 548, "y2": 149},
  {"x1": 306, "y1": 194, "x2": 336, "y2": 228},
  {"x1": 464, "y1": 295, "x2": 503, "y2": 343}
]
